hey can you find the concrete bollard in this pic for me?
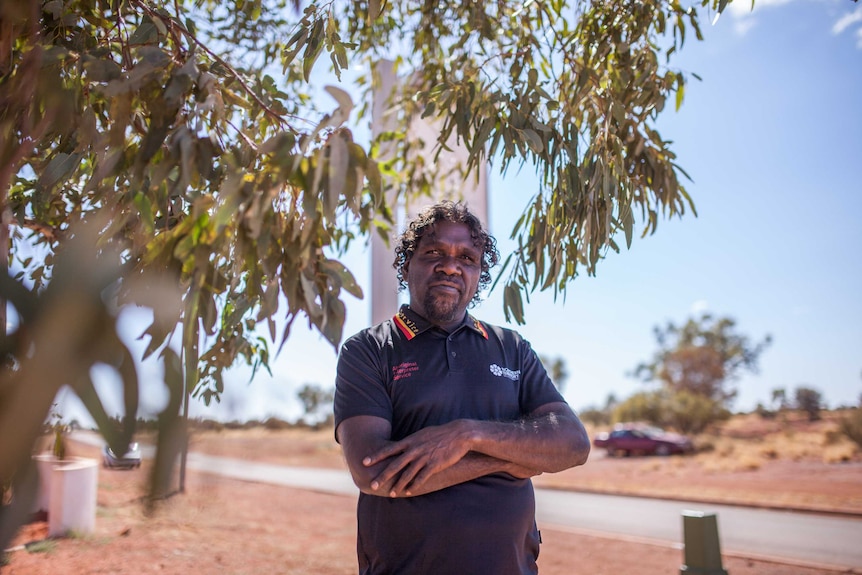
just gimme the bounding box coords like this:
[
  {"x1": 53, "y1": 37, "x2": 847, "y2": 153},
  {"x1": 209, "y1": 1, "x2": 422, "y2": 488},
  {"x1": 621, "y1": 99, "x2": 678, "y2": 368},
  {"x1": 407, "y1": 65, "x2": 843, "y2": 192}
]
[
  {"x1": 680, "y1": 510, "x2": 729, "y2": 575},
  {"x1": 48, "y1": 457, "x2": 99, "y2": 537}
]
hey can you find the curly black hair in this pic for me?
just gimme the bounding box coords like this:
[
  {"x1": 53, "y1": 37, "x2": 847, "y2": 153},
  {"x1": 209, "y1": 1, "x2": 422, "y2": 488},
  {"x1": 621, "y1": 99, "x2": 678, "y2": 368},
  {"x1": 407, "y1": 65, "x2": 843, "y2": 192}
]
[{"x1": 393, "y1": 200, "x2": 500, "y2": 306}]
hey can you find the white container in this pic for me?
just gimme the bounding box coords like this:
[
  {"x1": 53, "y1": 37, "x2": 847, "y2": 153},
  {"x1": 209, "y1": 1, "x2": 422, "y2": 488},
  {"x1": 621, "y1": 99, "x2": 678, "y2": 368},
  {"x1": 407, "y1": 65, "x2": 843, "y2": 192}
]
[
  {"x1": 32, "y1": 454, "x2": 57, "y2": 514},
  {"x1": 47, "y1": 457, "x2": 98, "y2": 537}
]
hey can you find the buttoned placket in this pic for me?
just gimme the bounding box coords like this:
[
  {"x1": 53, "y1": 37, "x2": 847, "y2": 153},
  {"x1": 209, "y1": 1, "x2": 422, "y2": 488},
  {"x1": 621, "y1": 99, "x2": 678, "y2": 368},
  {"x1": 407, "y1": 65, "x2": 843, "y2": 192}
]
[{"x1": 444, "y1": 330, "x2": 464, "y2": 372}]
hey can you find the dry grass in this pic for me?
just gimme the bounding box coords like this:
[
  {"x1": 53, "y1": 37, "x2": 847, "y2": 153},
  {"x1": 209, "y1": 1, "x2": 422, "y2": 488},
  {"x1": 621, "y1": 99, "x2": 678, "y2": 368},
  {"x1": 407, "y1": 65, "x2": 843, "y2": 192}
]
[
  {"x1": 193, "y1": 411, "x2": 860, "y2": 479},
  {"x1": 693, "y1": 411, "x2": 860, "y2": 470},
  {"x1": 560, "y1": 410, "x2": 862, "y2": 513}
]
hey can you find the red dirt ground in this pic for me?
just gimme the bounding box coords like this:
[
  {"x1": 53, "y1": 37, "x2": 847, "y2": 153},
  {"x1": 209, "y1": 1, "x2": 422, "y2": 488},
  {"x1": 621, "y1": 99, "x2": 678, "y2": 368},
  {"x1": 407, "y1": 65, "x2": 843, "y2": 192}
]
[{"x1": 3, "y1": 425, "x2": 861, "y2": 575}]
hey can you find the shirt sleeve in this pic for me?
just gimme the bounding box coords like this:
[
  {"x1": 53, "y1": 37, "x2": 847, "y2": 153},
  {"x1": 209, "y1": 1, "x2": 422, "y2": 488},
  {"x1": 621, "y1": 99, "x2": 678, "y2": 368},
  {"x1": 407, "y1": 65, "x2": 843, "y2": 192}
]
[
  {"x1": 333, "y1": 331, "x2": 393, "y2": 442},
  {"x1": 516, "y1": 336, "x2": 567, "y2": 414}
]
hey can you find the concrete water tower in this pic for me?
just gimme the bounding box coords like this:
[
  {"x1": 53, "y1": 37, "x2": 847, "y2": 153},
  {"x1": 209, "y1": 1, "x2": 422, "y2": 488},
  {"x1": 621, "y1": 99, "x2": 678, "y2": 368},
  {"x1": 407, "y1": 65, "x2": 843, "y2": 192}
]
[{"x1": 369, "y1": 60, "x2": 489, "y2": 325}]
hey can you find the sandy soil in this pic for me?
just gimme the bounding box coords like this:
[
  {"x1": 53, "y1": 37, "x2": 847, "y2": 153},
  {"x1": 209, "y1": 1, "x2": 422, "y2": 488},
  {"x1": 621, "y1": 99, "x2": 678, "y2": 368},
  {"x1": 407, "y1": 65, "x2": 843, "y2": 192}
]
[{"x1": 3, "y1": 427, "x2": 861, "y2": 575}]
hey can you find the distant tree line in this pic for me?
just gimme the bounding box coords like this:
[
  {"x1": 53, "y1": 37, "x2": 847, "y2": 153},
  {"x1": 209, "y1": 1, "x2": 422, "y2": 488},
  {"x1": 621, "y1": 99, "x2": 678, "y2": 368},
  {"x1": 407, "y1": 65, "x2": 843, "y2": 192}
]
[{"x1": 574, "y1": 314, "x2": 861, "y2": 447}]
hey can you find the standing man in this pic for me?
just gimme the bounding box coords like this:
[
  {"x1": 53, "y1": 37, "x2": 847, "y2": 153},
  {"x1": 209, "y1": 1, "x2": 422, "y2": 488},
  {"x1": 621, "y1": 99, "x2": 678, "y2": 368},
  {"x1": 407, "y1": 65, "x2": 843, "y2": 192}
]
[{"x1": 334, "y1": 201, "x2": 590, "y2": 574}]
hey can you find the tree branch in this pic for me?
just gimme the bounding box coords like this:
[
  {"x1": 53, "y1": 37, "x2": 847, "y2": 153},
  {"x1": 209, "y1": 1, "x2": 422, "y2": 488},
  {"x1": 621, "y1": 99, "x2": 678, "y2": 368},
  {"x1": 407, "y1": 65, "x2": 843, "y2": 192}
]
[{"x1": 131, "y1": 0, "x2": 298, "y2": 134}]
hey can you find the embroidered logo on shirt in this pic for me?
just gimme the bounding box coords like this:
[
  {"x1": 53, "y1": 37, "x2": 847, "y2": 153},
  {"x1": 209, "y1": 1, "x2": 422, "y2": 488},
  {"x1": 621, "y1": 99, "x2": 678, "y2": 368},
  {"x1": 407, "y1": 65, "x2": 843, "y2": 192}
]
[
  {"x1": 393, "y1": 361, "x2": 419, "y2": 381},
  {"x1": 489, "y1": 364, "x2": 520, "y2": 381}
]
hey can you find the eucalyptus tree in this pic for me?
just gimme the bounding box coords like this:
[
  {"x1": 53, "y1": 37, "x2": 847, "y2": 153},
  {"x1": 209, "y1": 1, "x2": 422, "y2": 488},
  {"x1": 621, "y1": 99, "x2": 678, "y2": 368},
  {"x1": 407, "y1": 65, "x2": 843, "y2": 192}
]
[
  {"x1": 633, "y1": 313, "x2": 772, "y2": 406},
  {"x1": 0, "y1": 0, "x2": 733, "y2": 539}
]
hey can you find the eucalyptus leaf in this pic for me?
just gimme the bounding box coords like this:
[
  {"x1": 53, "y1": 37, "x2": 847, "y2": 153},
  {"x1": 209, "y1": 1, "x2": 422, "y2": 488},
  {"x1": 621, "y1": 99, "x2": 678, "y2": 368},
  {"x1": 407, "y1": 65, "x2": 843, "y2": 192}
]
[{"x1": 129, "y1": 16, "x2": 160, "y2": 46}]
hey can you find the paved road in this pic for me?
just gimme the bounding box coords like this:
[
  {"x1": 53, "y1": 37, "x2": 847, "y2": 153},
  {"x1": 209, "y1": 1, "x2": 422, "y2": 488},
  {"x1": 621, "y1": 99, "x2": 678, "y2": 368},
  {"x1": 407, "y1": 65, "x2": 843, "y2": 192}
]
[
  {"x1": 534, "y1": 489, "x2": 862, "y2": 571},
  {"x1": 81, "y1": 435, "x2": 862, "y2": 571},
  {"x1": 179, "y1": 452, "x2": 862, "y2": 571}
]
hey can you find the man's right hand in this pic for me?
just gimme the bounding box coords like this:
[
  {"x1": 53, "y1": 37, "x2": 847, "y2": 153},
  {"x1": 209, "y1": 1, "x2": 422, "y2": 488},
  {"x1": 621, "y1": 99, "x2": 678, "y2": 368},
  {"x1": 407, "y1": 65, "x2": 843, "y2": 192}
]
[
  {"x1": 338, "y1": 415, "x2": 535, "y2": 498},
  {"x1": 362, "y1": 419, "x2": 475, "y2": 496}
]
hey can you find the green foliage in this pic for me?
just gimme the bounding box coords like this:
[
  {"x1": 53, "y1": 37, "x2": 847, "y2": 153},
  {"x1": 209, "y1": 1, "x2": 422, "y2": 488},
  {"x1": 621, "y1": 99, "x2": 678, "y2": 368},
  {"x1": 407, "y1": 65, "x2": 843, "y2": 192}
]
[
  {"x1": 0, "y1": 0, "x2": 734, "y2": 378},
  {"x1": 612, "y1": 390, "x2": 664, "y2": 426},
  {"x1": 538, "y1": 355, "x2": 568, "y2": 393},
  {"x1": 347, "y1": 0, "x2": 719, "y2": 322},
  {"x1": 771, "y1": 387, "x2": 788, "y2": 411},
  {"x1": 1, "y1": 0, "x2": 373, "y2": 414},
  {"x1": 577, "y1": 406, "x2": 610, "y2": 427},
  {"x1": 839, "y1": 408, "x2": 862, "y2": 449},
  {"x1": 263, "y1": 416, "x2": 294, "y2": 430},
  {"x1": 794, "y1": 386, "x2": 823, "y2": 422},
  {"x1": 24, "y1": 539, "x2": 58, "y2": 554},
  {"x1": 296, "y1": 382, "x2": 334, "y2": 426},
  {"x1": 755, "y1": 402, "x2": 776, "y2": 420},
  {"x1": 51, "y1": 425, "x2": 66, "y2": 460},
  {"x1": 663, "y1": 389, "x2": 729, "y2": 434},
  {"x1": 632, "y1": 313, "x2": 771, "y2": 406},
  {"x1": 612, "y1": 388, "x2": 728, "y2": 434},
  {"x1": 41, "y1": 405, "x2": 67, "y2": 460},
  {"x1": 0, "y1": 0, "x2": 738, "y2": 545}
]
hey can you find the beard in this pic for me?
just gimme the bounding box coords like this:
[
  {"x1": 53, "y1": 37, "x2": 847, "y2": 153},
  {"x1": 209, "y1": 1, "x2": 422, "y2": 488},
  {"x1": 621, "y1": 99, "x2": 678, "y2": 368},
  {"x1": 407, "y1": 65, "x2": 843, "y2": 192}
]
[{"x1": 421, "y1": 289, "x2": 465, "y2": 326}]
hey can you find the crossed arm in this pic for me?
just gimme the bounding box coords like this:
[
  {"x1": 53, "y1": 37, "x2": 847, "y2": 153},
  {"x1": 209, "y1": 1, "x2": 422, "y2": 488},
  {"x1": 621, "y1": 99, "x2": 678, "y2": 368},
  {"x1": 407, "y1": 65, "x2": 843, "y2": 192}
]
[{"x1": 336, "y1": 402, "x2": 591, "y2": 498}]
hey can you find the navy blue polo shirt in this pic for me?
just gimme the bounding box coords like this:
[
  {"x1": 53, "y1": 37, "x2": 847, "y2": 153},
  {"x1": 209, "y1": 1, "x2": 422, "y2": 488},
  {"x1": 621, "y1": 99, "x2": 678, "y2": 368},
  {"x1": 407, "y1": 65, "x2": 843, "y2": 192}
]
[{"x1": 334, "y1": 305, "x2": 566, "y2": 575}]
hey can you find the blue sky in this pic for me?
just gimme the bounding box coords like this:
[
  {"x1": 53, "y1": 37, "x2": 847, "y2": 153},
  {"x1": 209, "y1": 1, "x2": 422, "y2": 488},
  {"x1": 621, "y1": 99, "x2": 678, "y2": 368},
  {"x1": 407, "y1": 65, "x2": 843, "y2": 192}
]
[{"x1": 61, "y1": 0, "x2": 862, "y2": 424}]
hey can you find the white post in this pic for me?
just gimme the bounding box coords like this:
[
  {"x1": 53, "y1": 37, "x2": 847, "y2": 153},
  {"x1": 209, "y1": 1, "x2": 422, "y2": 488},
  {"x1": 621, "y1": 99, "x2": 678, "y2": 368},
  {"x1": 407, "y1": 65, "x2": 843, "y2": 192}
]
[{"x1": 48, "y1": 457, "x2": 99, "y2": 537}]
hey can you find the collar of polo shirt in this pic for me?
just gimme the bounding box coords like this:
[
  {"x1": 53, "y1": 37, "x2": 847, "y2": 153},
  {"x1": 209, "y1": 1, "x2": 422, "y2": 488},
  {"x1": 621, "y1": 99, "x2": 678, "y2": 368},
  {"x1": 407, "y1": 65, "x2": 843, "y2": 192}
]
[{"x1": 393, "y1": 304, "x2": 488, "y2": 341}]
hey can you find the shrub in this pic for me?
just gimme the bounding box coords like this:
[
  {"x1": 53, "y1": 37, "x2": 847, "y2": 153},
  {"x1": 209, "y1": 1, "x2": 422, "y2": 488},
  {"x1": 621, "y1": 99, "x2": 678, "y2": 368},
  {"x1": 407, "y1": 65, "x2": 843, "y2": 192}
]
[
  {"x1": 664, "y1": 390, "x2": 729, "y2": 435},
  {"x1": 263, "y1": 417, "x2": 292, "y2": 430},
  {"x1": 822, "y1": 444, "x2": 855, "y2": 464},
  {"x1": 794, "y1": 386, "x2": 823, "y2": 422},
  {"x1": 611, "y1": 391, "x2": 664, "y2": 426},
  {"x1": 611, "y1": 389, "x2": 728, "y2": 434},
  {"x1": 755, "y1": 403, "x2": 776, "y2": 419},
  {"x1": 839, "y1": 408, "x2": 862, "y2": 448},
  {"x1": 578, "y1": 407, "x2": 610, "y2": 427},
  {"x1": 823, "y1": 429, "x2": 843, "y2": 446},
  {"x1": 759, "y1": 446, "x2": 779, "y2": 460}
]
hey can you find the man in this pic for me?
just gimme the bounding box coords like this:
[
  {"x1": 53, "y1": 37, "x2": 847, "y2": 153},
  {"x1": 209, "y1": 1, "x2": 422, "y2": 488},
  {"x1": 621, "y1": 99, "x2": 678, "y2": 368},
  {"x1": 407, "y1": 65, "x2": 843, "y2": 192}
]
[{"x1": 334, "y1": 201, "x2": 590, "y2": 574}]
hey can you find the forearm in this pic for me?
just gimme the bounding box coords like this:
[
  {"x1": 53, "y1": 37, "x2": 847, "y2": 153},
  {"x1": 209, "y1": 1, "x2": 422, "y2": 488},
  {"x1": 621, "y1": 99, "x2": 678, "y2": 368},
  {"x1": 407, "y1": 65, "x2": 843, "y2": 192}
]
[
  {"x1": 366, "y1": 452, "x2": 533, "y2": 498},
  {"x1": 466, "y1": 411, "x2": 590, "y2": 473},
  {"x1": 361, "y1": 404, "x2": 589, "y2": 497}
]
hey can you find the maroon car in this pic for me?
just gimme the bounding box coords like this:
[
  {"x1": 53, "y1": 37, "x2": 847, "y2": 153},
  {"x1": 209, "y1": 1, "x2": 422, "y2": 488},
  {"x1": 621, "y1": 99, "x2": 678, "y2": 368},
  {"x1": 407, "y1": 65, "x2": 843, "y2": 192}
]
[{"x1": 593, "y1": 424, "x2": 694, "y2": 456}]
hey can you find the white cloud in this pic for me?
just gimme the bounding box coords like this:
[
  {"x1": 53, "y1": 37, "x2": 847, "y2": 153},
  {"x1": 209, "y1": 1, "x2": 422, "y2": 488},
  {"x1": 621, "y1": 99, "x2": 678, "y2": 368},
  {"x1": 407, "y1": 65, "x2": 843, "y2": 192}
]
[
  {"x1": 734, "y1": 18, "x2": 758, "y2": 36},
  {"x1": 832, "y1": 5, "x2": 862, "y2": 34},
  {"x1": 724, "y1": 0, "x2": 795, "y2": 36},
  {"x1": 832, "y1": 5, "x2": 862, "y2": 49},
  {"x1": 725, "y1": 0, "x2": 792, "y2": 36},
  {"x1": 689, "y1": 300, "x2": 710, "y2": 315},
  {"x1": 728, "y1": 0, "x2": 795, "y2": 19},
  {"x1": 723, "y1": 1, "x2": 862, "y2": 48}
]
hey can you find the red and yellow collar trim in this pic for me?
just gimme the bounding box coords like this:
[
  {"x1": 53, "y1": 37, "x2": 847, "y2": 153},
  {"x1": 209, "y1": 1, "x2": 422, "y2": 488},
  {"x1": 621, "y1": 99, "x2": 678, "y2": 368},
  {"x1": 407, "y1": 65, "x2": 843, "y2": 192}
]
[
  {"x1": 472, "y1": 318, "x2": 489, "y2": 339},
  {"x1": 393, "y1": 308, "x2": 488, "y2": 341},
  {"x1": 394, "y1": 309, "x2": 421, "y2": 340}
]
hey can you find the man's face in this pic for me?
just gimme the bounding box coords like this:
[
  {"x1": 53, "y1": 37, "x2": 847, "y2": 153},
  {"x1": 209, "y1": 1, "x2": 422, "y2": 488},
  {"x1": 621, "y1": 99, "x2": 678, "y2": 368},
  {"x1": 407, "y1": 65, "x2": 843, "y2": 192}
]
[{"x1": 406, "y1": 220, "x2": 482, "y2": 330}]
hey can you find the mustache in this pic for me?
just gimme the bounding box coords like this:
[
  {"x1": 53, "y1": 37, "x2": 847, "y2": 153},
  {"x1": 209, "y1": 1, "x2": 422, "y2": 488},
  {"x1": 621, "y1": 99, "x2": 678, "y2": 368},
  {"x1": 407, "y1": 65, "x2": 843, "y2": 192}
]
[{"x1": 431, "y1": 273, "x2": 464, "y2": 289}]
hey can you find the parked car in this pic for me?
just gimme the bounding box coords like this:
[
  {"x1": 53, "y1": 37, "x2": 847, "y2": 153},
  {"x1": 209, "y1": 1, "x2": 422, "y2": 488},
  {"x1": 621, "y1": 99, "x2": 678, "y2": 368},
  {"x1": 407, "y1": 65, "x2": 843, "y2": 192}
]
[
  {"x1": 102, "y1": 442, "x2": 142, "y2": 469},
  {"x1": 593, "y1": 424, "x2": 694, "y2": 456}
]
